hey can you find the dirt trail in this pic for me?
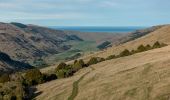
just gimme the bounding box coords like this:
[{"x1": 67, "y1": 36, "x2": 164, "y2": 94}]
[{"x1": 68, "y1": 67, "x2": 95, "y2": 100}]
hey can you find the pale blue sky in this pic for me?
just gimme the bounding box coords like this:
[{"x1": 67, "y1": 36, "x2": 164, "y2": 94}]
[{"x1": 0, "y1": 0, "x2": 170, "y2": 26}]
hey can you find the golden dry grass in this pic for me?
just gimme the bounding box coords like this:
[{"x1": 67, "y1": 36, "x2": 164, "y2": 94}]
[
  {"x1": 36, "y1": 25, "x2": 170, "y2": 100},
  {"x1": 36, "y1": 45, "x2": 170, "y2": 100}
]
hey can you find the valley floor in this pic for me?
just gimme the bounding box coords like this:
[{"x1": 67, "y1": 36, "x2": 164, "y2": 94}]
[{"x1": 35, "y1": 46, "x2": 170, "y2": 100}]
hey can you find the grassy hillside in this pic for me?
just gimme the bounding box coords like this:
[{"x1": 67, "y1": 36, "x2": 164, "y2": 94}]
[
  {"x1": 34, "y1": 25, "x2": 170, "y2": 100},
  {"x1": 35, "y1": 45, "x2": 170, "y2": 100}
]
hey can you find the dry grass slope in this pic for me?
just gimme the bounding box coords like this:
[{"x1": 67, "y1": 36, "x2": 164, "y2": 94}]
[
  {"x1": 36, "y1": 45, "x2": 170, "y2": 100},
  {"x1": 35, "y1": 25, "x2": 170, "y2": 100}
]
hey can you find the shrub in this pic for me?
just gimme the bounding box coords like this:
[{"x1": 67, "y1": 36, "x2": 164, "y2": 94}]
[
  {"x1": 78, "y1": 59, "x2": 85, "y2": 67},
  {"x1": 131, "y1": 49, "x2": 136, "y2": 54},
  {"x1": 72, "y1": 59, "x2": 85, "y2": 72},
  {"x1": 145, "y1": 44, "x2": 151, "y2": 50},
  {"x1": 137, "y1": 45, "x2": 146, "y2": 52},
  {"x1": 0, "y1": 74, "x2": 10, "y2": 83},
  {"x1": 152, "y1": 41, "x2": 161, "y2": 48},
  {"x1": 24, "y1": 69, "x2": 43, "y2": 86},
  {"x1": 98, "y1": 57, "x2": 105, "y2": 62},
  {"x1": 106, "y1": 55, "x2": 116, "y2": 60},
  {"x1": 72, "y1": 62, "x2": 83, "y2": 72},
  {"x1": 0, "y1": 81, "x2": 25, "y2": 100},
  {"x1": 87, "y1": 57, "x2": 98, "y2": 65},
  {"x1": 43, "y1": 74, "x2": 57, "y2": 82},
  {"x1": 119, "y1": 49, "x2": 131, "y2": 57},
  {"x1": 55, "y1": 62, "x2": 67, "y2": 71},
  {"x1": 64, "y1": 68, "x2": 73, "y2": 77},
  {"x1": 56, "y1": 69, "x2": 65, "y2": 78},
  {"x1": 87, "y1": 57, "x2": 105, "y2": 65}
]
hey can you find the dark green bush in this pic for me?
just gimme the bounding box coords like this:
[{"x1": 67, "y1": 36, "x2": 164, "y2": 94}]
[
  {"x1": 106, "y1": 55, "x2": 116, "y2": 60},
  {"x1": 56, "y1": 69, "x2": 65, "y2": 78},
  {"x1": 145, "y1": 44, "x2": 151, "y2": 50},
  {"x1": 119, "y1": 49, "x2": 131, "y2": 57},
  {"x1": 0, "y1": 74, "x2": 10, "y2": 83},
  {"x1": 152, "y1": 41, "x2": 161, "y2": 48},
  {"x1": 0, "y1": 81, "x2": 25, "y2": 100},
  {"x1": 131, "y1": 49, "x2": 136, "y2": 54},
  {"x1": 43, "y1": 74, "x2": 57, "y2": 82},
  {"x1": 87, "y1": 57, "x2": 105, "y2": 65},
  {"x1": 55, "y1": 62, "x2": 67, "y2": 71},
  {"x1": 78, "y1": 59, "x2": 85, "y2": 67},
  {"x1": 137, "y1": 44, "x2": 146, "y2": 52},
  {"x1": 72, "y1": 61, "x2": 83, "y2": 72},
  {"x1": 87, "y1": 57, "x2": 98, "y2": 65},
  {"x1": 24, "y1": 69, "x2": 43, "y2": 86}
]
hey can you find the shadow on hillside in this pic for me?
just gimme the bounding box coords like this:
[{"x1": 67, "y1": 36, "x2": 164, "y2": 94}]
[
  {"x1": 26, "y1": 86, "x2": 43, "y2": 100},
  {"x1": 0, "y1": 51, "x2": 33, "y2": 71}
]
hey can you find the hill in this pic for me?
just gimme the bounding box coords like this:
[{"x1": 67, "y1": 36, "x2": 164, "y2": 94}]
[
  {"x1": 35, "y1": 45, "x2": 170, "y2": 100},
  {"x1": 81, "y1": 25, "x2": 170, "y2": 59},
  {"x1": 0, "y1": 22, "x2": 84, "y2": 66},
  {"x1": 34, "y1": 24, "x2": 170, "y2": 100}
]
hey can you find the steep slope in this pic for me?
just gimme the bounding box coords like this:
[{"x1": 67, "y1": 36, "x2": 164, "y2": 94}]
[
  {"x1": 35, "y1": 45, "x2": 170, "y2": 100},
  {"x1": 0, "y1": 22, "x2": 82, "y2": 65}
]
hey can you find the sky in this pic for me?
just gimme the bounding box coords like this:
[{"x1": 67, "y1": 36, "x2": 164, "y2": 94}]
[{"x1": 0, "y1": 0, "x2": 170, "y2": 26}]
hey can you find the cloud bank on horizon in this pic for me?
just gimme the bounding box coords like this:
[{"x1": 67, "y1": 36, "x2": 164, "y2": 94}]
[{"x1": 0, "y1": 0, "x2": 170, "y2": 26}]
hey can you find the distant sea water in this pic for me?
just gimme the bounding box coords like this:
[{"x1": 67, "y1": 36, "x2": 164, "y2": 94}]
[{"x1": 50, "y1": 26, "x2": 147, "y2": 33}]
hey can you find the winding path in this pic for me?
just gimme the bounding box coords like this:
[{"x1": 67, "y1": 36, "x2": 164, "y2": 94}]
[{"x1": 68, "y1": 67, "x2": 95, "y2": 100}]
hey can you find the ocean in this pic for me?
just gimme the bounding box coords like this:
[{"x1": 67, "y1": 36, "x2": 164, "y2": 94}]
[{"x1": 50, "y1": 26, "x2": 147, "y2": 33}]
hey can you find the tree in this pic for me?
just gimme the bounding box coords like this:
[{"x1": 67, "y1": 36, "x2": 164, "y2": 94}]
[
  {"x1": 56, "y1": 69, "x2": 65, "y2": 78},
  {"x1": 55, "y1": 62, "x2": 67, "y2": 71},
  {"x1": 43, "y1": 73, "x2": 57, "y2": 82},
  {"x1": 87, "y1": 57, "x2": 98, "y2": 65},
  {"x1": 106, "y1": 55, "x2": 116, "y2": 60},
  {"x1": 78, "y1": 59, "x2": 85, "y2": 67},
  {"x1": 131, "y1": 49, "x2": 136, "y2": 54},
  {"x1": 24, "y1": 69, "x2": 43, "y2": 86},
  {"x1": 152, "y1": 41, "x2": 161, "y2": 48},
  {"x1": 0, "y1": 74, "x2": 10, "y2": 83},
  {"x1": 137, "y1": 45, "x2": 146, "y2": 52},
  {"x1": 72, "y1": 60, "x2": 84, "y2": 72},
  {"x1": 145, "y1": 44, "x2": 151, "y2": 50},
  {"x1": 119, "y1": 49, "x2": 131, "y2": 57}
]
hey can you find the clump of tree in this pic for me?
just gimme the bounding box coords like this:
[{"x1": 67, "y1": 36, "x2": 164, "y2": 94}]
[
  {"x1": 72, "y1": 59, "x2": 85, "y2": 72},
  {"x1": 55, "y1": 62, "x2": 72, "y2": 78},
  {"x1": 145, "y1": 44, "x2": 152, "y2": 50},
  {"x1": 24, "y1": 69, "x2": 44, "y2": 86},
  {"x1": 87, "y1": 57, "x2": 105, "y2": 65},
  {"x1": 0, "y1": 81, "x2": 26, "y2": 100},
  {"x1": 137, "y1": 44, "x2": 147, "y2": 52},
  {"x1": 119, "y1": 49, "x2": 131, "y2": 57},
  {"x1": 0, "y1": 74, "x2": 10, "y2": 83},
  {"x1": 106, "y1": 41, "x2": 167, "y2": 61},
  {"x1": 43, "y1": 73, "x2": 57, "y2": 82},
  {"x1": 106, "y1": 55, "x2": 116, "y2": 60},
  {"x1": 152, "y1": 41, "x2": 168, "y2": 49}
]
